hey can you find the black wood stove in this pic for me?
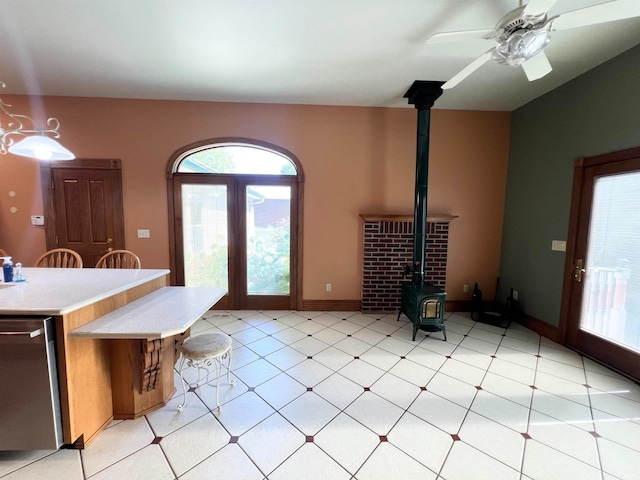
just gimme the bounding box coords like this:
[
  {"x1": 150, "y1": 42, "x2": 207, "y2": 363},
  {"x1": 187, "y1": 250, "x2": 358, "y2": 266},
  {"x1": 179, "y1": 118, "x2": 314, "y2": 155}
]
[{"x1": 397, "y1": 81, "x2": 447, "y2": 341}]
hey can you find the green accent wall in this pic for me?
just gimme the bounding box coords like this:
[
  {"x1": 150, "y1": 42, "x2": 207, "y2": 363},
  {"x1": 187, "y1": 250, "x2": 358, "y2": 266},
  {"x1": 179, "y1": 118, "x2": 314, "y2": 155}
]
[{"x1": 499, "y1": 44, "x2": 640, "y2": 327}]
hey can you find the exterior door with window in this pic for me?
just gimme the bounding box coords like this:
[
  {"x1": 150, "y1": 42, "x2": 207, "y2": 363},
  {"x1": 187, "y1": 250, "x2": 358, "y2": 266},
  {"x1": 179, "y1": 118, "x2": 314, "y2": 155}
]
[
  {"x1": 562, "y1": 147, "x2": 640, "y2": 380},
  {"x1": 171, "y1": 142, "x2": 300, "y2": 310}
]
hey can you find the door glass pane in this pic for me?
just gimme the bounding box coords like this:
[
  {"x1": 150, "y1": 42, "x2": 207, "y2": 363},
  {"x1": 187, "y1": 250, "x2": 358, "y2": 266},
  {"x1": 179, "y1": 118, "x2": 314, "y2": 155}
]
[
  {"x1": 181, "y1": 184, "x2": 228, "y2": 290},
  {"x1": 246, "y1": 185, "x2": 291, "y2": 295},
  {"x1": 580, "y1": 171, "x2": 640, "y2": 352}
]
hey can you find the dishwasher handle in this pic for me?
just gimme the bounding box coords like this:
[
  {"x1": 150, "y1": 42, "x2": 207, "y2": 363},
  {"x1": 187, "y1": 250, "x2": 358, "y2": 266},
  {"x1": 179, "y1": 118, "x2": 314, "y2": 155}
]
[{"x1": 0, "y1": 328, "x2": 45, "y2": 338}]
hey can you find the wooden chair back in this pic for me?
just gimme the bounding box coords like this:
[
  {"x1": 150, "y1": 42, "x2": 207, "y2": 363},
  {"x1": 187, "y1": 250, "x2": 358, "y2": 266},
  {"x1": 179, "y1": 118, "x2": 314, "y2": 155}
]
[
  {"x1": 0, "y1": 248, "x2": 7, "y2": 258},
  {"x1": 35, "y1": 248, "x2": 83, "y2": 268},
  {"x1": 95, "y1": 250, "x2": 141, "y2": 269}
]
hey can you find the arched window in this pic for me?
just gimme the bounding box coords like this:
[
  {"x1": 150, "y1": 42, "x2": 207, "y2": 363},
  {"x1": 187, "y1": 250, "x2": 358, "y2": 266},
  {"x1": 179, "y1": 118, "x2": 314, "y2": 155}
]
[
  {"x1": 177, "y1": 144, "x2": 297, "y2": 175},
  {"x1": 167, "y1": 139, "x2": 304, "y2": 311}
]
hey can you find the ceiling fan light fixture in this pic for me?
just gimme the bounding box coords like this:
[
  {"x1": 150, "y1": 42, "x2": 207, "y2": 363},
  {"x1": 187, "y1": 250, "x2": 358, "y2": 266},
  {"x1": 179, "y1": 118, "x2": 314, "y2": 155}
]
[{"x1": 492, "y1": 29, "x2": 551, "y2": 67}]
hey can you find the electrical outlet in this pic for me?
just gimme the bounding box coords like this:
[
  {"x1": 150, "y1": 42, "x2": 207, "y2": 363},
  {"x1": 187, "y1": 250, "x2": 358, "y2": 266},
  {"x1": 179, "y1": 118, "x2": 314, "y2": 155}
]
[
  {"x1": 463, "y1": 284, "x2": 469, "y2": 293},
  {"x1": 326, "y1": 283, "x2": 332, "y2": 292},
  {"x1": 513, "y1": 290, "x2": 519, "y2": 301},
  {"x1": 137, "y1": 229, "x2": 150, "y2": 238}
]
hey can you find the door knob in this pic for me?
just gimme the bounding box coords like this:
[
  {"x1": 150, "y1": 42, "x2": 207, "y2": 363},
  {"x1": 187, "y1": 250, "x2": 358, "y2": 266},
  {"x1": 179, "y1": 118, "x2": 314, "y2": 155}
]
[{"x1": 107, "y1": 237, "x2": 113, "y2": 244}]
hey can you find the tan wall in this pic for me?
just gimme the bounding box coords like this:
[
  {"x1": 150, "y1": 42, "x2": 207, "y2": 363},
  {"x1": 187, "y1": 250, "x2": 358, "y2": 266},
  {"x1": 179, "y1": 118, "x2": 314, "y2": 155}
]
[{"x1": 0, "y1": 95, "x2": 510, "y2": 302}]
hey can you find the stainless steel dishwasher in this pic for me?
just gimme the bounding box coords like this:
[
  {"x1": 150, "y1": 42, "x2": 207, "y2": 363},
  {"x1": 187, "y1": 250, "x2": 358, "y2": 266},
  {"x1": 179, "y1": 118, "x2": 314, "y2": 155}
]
[{"x1": 0, "y1": 316, "x2": 64, "y2": 450}]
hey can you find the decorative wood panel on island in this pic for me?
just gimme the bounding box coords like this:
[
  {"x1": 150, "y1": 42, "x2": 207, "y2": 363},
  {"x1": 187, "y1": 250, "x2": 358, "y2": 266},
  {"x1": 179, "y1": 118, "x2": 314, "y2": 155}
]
[{"x1": 0, "y1": 268, "x2": 225, "y2": 449}]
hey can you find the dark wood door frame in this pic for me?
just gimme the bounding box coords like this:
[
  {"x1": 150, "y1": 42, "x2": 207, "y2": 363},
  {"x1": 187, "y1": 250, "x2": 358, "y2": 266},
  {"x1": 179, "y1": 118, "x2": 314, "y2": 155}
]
[
  {"x1": 40, "y1": 159, "x2": 125, "y2": 264},
  {"x1": 558, "y1": 145, "x2": 640, "y2": 379},
  {"x1": 166, "y1": 138, "x2": 305, "y2": 310}
]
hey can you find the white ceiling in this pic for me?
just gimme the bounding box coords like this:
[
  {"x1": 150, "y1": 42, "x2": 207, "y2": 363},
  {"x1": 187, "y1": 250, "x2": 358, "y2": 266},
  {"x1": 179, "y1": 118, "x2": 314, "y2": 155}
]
[{"x1": 1, "y1": 0, "x2": 640, "y2": 111}]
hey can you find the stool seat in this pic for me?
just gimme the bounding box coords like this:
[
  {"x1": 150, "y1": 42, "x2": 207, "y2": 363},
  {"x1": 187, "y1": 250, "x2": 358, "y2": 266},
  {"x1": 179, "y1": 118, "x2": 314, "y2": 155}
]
[
  {"x1": 176, "y1": 331, "x2": 234, "y2": 411},
  {"x1": 181, "y1": 333, "x2": 232, "y2": 360}
]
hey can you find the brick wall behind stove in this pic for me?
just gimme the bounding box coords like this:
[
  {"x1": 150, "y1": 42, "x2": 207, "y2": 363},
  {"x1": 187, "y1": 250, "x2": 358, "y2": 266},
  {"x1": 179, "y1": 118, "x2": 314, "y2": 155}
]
[{"x1": 362, "y1": 220, "x2": 449, "y2": 312}]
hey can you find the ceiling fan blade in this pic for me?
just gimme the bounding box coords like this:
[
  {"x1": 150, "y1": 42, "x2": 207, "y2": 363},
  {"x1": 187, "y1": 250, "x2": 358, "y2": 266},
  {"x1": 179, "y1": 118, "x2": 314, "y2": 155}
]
[
  {"x1": 426, "y1": 29, "x2": 495, "y2": 45},
  {"x1": 552, "y1": 0, "x2": 640, "y2": 31},
  {"x1": 522, "y1": 50, "x2": 553, "y2": 81},
  {"x1": 523, "y1": 0, "x2": 559, "y2": 17},
  {"x1": 442, "y1": 51, "x2": 494, "y2": 90}
]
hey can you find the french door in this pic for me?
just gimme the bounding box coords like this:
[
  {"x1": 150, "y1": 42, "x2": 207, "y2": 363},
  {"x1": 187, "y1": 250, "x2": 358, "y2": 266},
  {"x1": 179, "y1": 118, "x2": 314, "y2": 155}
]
[
  {"x1": 174, "y1": 174, "x2": 298, "y2": 310},
  {"x1": 563, "y1": 147, "x2": 640, "y2": 380}
]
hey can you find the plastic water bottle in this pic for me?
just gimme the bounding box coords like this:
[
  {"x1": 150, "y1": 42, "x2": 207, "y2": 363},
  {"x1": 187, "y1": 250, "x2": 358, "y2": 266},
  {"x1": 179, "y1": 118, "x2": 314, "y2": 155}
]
[{"x1": 13, "y1": 262, "x2": 26, "y2": 282}]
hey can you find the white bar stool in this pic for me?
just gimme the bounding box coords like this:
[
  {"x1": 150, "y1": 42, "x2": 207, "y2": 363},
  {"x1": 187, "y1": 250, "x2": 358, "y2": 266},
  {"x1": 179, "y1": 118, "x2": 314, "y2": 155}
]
[{"x1": 177, "y1": 332, "x2": 234, "y2": 411}]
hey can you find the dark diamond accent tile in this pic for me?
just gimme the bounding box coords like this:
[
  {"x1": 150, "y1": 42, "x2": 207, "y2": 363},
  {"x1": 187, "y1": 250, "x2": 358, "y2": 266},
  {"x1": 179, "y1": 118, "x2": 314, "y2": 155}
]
[
  {"x1": 535, "y1": 354, "x2": 542, "y2": 358},
  {"x1": 420, "y1": 386, "x2": 427, "y2": 391},
  {"x1": 229, "y1": 436, "x2": 239, "y2": 443},
  {"x1": 589, "y1": 431, "x2": 601, "y2": 438},
  {"x1": 451, "y1": 434, "x2": 461, "y2": 441},
  {"x1": 364, "y1": 387, "x2": 371, "y2": 392},
  {"x1": 379, "y1": 436, "x2": 388, "y2": 442},
  {"x1": 307, "y1": 387, "x2": 313, "y2": 392},
  {"x1": 354, "y1": 356, "x2": 360, "y2": 360},
  {"x1": 530, "y1": 385, "x2": 537, "y2": 390},
  {"x1": 306, "y1": 436, "x2": 314, "y2": 442},
  {"x1": 348, "y1": 335, "x2": 352, "y2": 337},
  {"x1": 308, "y1": 334, "x2": 313, "y2": 337},
  {"x1": 463, "y1": 334, "x2": 468, "y2": 337},
  {"x1": 491, "y1": 355, "x2": 497, "y2": 358},
  {"x1": 259, "y1": 356, "x2": 266, "y2": 360},
  {"x1": 151, "y1": 436, "x2": 162, "y2": 445},
  {"x1": 475, "y1": 386, "x2": 483, "y2": 390},
  {"x1": 502, "y1": 334, "x2": 506, "y2": 337},
  {"x1": 583, "y1": 384, "x2": 591, "y2": 388},
  {"x1": 188, "y1": 387, "x2": 197, "y2": 393},
  {"x1": 387, "y1": 334, "x2": 391, "y2": 337},
  {"x1": 400, "y1": 356, "x2": 406, "y2": 359},
  {"x1": 446, "y1": 356, "x2": 452, "y2": 359},
  {"x1": 308, "y1": 318, "x2": 312, "y2": 321},
  {"x1": 521, "y1": 433, "x2": 532, "y2": 440},
  {"x1": 307, "y1": 356, "x2": 313, "y2": 359},
  {"x1": 248, "y1": 387, "x2": 255, "y2": 392}
]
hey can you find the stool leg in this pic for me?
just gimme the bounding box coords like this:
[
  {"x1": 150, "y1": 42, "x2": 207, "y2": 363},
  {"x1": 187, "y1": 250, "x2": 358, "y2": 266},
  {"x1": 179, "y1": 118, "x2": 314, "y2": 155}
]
[
  {"x1": 214, "y1": 356, "x2": 223, "y2": 409},
  {"x1": 177, "y1": 356, "x2": 188, "y2": 411},
  {"x1": 226, "y1": 347, "x2": 235, "y2": 385}
]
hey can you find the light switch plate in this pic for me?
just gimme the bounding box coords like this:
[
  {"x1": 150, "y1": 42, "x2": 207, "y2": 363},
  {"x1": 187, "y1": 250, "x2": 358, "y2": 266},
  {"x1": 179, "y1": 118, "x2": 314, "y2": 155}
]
[
  {"x1": 137, "y1": 229, "x2": 150, "y2": 238},
  {"x1": 551, "y1": 240, "x2": 566, "y2": 252},
  {"x1": 31, "y1": 215, "x2": 45, "y2": 225}
]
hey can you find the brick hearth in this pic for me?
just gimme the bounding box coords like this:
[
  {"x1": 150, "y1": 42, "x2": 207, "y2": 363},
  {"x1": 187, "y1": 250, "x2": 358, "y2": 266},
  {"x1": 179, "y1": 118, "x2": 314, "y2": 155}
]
[{"x1": 360, "y1": 214, "x2": 457, "y2": 312}]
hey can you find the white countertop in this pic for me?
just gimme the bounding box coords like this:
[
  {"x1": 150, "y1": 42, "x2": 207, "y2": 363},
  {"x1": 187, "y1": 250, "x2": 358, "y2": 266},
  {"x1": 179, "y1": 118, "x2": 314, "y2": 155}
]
[
  {"x1": 69, "y1": 286, "x2": 226, "y2": 339},
  {"x1": 0, "y1": 268, "x2": 170, "y2": 315}
]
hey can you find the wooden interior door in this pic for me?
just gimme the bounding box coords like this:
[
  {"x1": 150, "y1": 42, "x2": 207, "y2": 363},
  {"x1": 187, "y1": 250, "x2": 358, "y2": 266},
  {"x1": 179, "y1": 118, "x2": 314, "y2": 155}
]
[
  {"x1": 561, "y1": 147, "x2": 640, "y2": 381},
  {"x1": 41, "y1": 159, "x2": 125, "y2": 267}
]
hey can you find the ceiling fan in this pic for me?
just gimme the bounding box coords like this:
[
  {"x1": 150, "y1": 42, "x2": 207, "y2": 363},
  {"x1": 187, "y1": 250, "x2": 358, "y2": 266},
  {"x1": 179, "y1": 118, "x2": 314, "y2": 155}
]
[{"x1": 427, "y1": 0, "x2": 640, "y2": 89}]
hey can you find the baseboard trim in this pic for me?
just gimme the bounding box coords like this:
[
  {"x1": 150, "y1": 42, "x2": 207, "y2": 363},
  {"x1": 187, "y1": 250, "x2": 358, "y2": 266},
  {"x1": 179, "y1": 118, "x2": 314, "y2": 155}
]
[
  {"x1": 522, "y1": 313, "x2": 561, "y2": 343},
  {"x1": 301, "y1": 300, "x2": 362, "y2": 311},
  {"x1": 446, "y1": 300, "x2": 471, "y2": 312}
]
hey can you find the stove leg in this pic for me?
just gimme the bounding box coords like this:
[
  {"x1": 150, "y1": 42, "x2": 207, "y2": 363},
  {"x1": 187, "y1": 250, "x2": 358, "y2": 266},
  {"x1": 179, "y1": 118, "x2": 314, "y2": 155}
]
[
  {"x1": 412, "y1": 324, "x2": 418, "y2": 341},
  {"x1": 397, "y1": 310, "x2": 402, "y2": 321},
  {"x1": 442, "y1": 325, "x2": 447, "y2": 342}
]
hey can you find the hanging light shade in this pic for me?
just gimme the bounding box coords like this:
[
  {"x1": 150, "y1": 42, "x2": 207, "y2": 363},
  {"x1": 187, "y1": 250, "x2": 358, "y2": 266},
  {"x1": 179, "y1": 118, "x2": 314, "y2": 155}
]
[
  {"x1": 8, "y1": 135, "x2": 75, "y2": 160},
  {"x1": 0, "y1": 81, "x2": 74, "y2": 160}
]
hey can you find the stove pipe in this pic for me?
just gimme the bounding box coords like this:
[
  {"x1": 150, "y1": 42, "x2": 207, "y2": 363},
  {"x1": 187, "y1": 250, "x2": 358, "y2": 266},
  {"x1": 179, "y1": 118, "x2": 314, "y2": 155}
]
[{"x1": 403, "y1": 81, "x2": 444, "y2": 285}]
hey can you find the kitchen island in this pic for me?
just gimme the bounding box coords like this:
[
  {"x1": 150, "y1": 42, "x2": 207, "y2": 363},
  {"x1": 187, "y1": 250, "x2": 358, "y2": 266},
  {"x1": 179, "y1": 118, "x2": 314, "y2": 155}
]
[{"x1": 0, "y1": 268, "x2": 225, "y2": 449}]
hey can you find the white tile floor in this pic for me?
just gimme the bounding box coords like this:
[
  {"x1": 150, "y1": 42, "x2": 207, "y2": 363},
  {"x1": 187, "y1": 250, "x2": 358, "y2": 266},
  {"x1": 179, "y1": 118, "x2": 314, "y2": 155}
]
[{"x1": 2, "y1": 310, "x2": 640, "y2": 480}]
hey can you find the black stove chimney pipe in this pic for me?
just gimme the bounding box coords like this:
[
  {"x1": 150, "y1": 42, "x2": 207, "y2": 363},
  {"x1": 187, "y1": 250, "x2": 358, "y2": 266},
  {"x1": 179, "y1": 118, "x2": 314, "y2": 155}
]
[{"x1": 403, "y1": 81, "x2": 444, "y2": 285}]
